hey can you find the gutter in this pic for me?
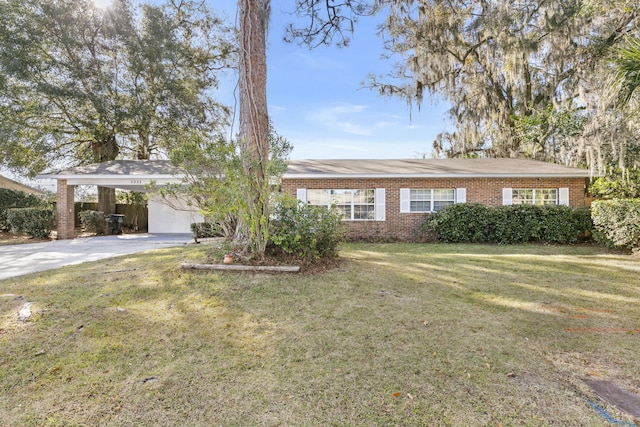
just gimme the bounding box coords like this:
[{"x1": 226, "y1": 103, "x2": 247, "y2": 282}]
[{"x1": 283, "y1": 173, "x2": 595, "y2": 179}]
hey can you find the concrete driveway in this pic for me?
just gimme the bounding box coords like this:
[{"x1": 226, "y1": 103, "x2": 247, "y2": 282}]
[{"x1": 0, "y1": 234, "x2": 193, "y2": 281}]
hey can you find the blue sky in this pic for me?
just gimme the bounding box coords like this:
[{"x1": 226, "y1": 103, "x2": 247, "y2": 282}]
[
  {"x1": 209, "y1": 1, "x2": 453, "y2": 160},
  {"x1": 64, "y1": 0, "x2": 453, "y2": 164},
  {"x1": 4, "y1": 0, "x2": 453, "y2": 188}
]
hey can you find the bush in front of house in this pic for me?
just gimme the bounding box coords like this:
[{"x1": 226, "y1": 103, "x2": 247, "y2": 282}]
[
  {"x1": 489, "y1": 204, "x2": 544, "y2": 243},
  {"x1": 6, "y1": 207, "x2": 54, "y2": 238},
  {"x1": 79, "y1": 210, "x2": 106, "y2": 234},
  {"x1": 423, "y1": 203, "x2": 592, "y2": 244},
  {"x1": 423, "y1": 203, "x2": 493, "y2": 243},
  {"x1": 547, "y1": 206, "x2": 593, "y2": 243},
  {"x1": 0, "y1": 188, "x2": 45, "y2": 230},
  {"x1": 490, "y1": 205, "x2": 592, "y2": 244},
  {"x1": 591, "y1": 199, "x2": 640, "y2": 251},
  {"x1": 270, "y1": 196, "x2": 344, "y2": 261}
]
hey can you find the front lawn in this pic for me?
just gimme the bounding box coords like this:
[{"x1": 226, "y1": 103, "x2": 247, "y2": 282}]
[{"x1": 1, "y1": 243, "x2": 639, "y2": 426}]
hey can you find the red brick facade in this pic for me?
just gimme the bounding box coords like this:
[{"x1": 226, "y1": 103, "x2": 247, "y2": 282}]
[
  {"x1": 56, "y1": 179, "x2": 76, "y2": 240},
  {"x1": 282, "y1": 177, "x2": 589, "y2": 241}
]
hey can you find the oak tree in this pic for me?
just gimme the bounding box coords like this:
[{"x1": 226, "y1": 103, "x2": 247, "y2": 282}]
[{"x1": 0, "y1": 0, "x2": 233, "y2": 211}]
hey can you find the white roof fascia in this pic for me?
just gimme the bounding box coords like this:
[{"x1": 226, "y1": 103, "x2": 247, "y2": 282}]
[
  {"x1": 37, "y1": 173, "x2": 180, "y2": 179},
  {"x1": 282, "y1": 173, "x2": 591, "y2": 179},
  {"x1": 65, "y1": 177, "x2": 180, "y2": 186}
]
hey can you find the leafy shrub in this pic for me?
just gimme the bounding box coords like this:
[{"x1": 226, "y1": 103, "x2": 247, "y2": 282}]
[
  {"x1": 79, "y1": 210, "x2": 106, "y2": 234},
  {"x1": 190, "y1": 222, "x2": 222, "y2": 239},
  {"x1": 0, "y1": 188, "x2": 45, "y2": 230},
  {"x1": 423, "y1": 203, "x2": 592, "y2": 244},
  {"x1": 591, "y1": 199, "x2": 640, "y2": 251},
  {"x1": 423, "y1": 203, "x2": 493, "y2": 243},
  {"x1": 490, "y1": 204, "x2": 543, "y2": 243},
  {"x1": 270, "y1": 196, "x2": 344, "y2": 260},
  {"x1": 6, "y1": 207, "x2": 54, "y2": 238},
  {"x1": 547, "y1": 206, "x2": 593, "y2": 243}
]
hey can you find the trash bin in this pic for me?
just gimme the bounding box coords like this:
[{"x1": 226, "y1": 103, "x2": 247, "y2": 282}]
[{"x1": 105, "y1": 214, "x2": 125, "y2": 235}]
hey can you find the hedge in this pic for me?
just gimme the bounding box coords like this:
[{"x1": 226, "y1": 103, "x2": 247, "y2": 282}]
[
  {"x1": 6, "y1": 207, "x2": 54, "y2": 238},
  {"x1": 591, "y1": 199, "x2": 640, "y2": 251},
  {"x1": 79, "y1": 210, "x2": 106, "y2": 234},
  {"x1": 423, "y1": 203, "x2": 593, "y2": 244},
  {"x1": 0, "y1": 188, "x2": 45, "y2": 230}
]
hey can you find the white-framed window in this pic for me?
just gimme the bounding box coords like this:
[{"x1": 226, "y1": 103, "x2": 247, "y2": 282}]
[
  {"x1": 503, "y1": 188, "x2": 569, "y2": 206},
  {"x1": 512, "y1": 189, "x2": 557, "y2": 205},
  {"x1": 410, "y1": 189, "x2": 455, "y2": 212},
  {"x1": 304, "y1": 189, "x2": 382, "y2": 221},
  {"x1": 400, "y1": 188, "x2": 466, "y2": 213}
]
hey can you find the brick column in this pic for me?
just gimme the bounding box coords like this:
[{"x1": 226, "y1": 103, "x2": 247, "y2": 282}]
[{"x1": 56, "y1": 179, "x2": 75, "y2": 240}]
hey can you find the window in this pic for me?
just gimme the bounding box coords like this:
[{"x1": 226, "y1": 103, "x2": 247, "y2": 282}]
[
  {"x1": 306, "y1": 189, "x2": 376, "y2": 220},
  {"x1": 408, "y1": 188, "x2": 456, "y2": 212},
  {"x1": 512, "y1": 189, "x2": 557, "y2": 205}
]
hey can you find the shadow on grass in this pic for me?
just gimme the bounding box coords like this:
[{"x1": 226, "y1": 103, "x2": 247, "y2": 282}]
[{"x1": 1, "y1": 243, "x2": 639, "y2": 426}]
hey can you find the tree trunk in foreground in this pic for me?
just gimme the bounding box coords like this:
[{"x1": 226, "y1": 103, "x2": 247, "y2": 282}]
[{"x1": 238, "y1": 0, "x2": 270, "y2": 257}]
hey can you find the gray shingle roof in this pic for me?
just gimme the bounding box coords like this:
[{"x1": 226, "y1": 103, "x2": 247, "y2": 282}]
[
  {"x1": 0, "y1": 174, "x2": 45, "y2": 195},
  {"x1": 284, "y1": 158, "x2": 593, "y2": 178},
  {"x1": 37, "y1": 158, "x2": 594, "y2": 180},
  {"x1": 38, "y1": 160, "x2": 179, "y2": 178}
]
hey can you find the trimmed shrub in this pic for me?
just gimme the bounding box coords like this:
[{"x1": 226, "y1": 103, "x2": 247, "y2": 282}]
[
  {"x1": 423, "y1": 203, "x2": 493, "y2": 243},
  {"x1": 79, "y1": 210, "x2": 106, "y2": 234},
  {"x1": 190, "y1": 222, "x2": 223, "y2": 239},
  {"x1": 0, "y1": 188, "x2": 45, "y2": 230},
  {"x1": 543, "y1": 205, "x2": 593, "y2": 243},
  {"x1": 490, "y1": 204, "x2": 543, "y2": 243},
  {"x1": 270, "y1": 196, "x2": 344, "y2": 260},
  {"x1": 6, "y1": 207, "x2": 54, "y2": 238},
  {"x1": 591, "y1": 199, "x2": 640, "y2": 251},
  {"x1": 423, "y1": 203, "x2": 593, "y2": 244}
]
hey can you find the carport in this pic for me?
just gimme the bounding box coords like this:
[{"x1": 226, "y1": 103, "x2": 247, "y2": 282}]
[{"x1": 37, "y1": 160, "x2": 203, "y2": 239}]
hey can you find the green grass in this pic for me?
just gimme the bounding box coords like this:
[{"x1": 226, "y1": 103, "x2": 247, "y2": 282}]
[{"x1": 1, "y1": 243, "x2": 639, "y2": 426}]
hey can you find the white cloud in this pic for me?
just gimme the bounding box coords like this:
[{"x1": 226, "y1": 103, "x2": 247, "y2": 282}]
[
  {"x1": 268, "y1": 105, "x2": 287, "y2": 115},
  {"x1": 308, "y1": 103, "x2": 371, "y2": 135},
  {"x1": 307, "y1": 103, "x2": 402, "y2": 136},
  {"x1": 286, "y1": 134, "x2": 433, "y2": 160}
]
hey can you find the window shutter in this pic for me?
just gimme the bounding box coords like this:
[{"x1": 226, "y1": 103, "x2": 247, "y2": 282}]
[
  {"x1": 400, "y1": 188, "x2": 411, "y2": 213},
  {"x1": 502, "y1": 188, "x2": 513, "y2": 205},
  {"x1": 558, "y1": 188, "x2": 569, "y2": 206},
  {"x1": 455, "y1": 188, "x2": 467, "y2": 204},
  {"x1": 375, "y1": 188, "x2": 386, "y2": 221},
  {"x1": 296, "y1": 188, "x2": 307, "y2": 204}
]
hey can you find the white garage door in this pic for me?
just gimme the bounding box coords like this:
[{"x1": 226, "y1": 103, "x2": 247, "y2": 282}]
[{"x1": 148, "y1": 195, "x2": 203, "y2": 234}]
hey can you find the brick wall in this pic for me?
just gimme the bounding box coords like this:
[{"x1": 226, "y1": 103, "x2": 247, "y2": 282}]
[
  {"x1": 282, "y1": 177, "x2": 589, "y2": 241},
  {"x1": 56, "y1": 179, "x2": 75, "y2": 240}
]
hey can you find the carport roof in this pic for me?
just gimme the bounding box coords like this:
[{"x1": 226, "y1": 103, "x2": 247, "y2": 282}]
[
  {"x1": 39, "y1": 160, "x2": 180, "y2": 178},
  {"x1": 37, "y1": 160, "x2": 182, "y2": 191}
]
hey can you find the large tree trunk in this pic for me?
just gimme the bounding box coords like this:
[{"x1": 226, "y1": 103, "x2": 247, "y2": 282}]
[
  {"x1": 92, "y1": 134, "x2": 120, "y2": 215},
  {"x1": 98, "y1": 187, "x2": 116, "y2": 215},
  {"x1": 238, "y1": 0, "x2": 270, "y2": 256}
]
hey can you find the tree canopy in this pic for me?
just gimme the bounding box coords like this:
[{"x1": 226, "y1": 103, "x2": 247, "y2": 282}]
[
  {"x1": 612, "y1": 36, "x2": 640, "y2": 108},
  {"x1": 374, "y1": 1, "x2": 637, "y2": 167},
  {"x1": 287, "y1": 0, "x2": 640, "y2": 173},
  {"x1": 0, "y1": 0, "x2": 234, "y2": 177}
]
